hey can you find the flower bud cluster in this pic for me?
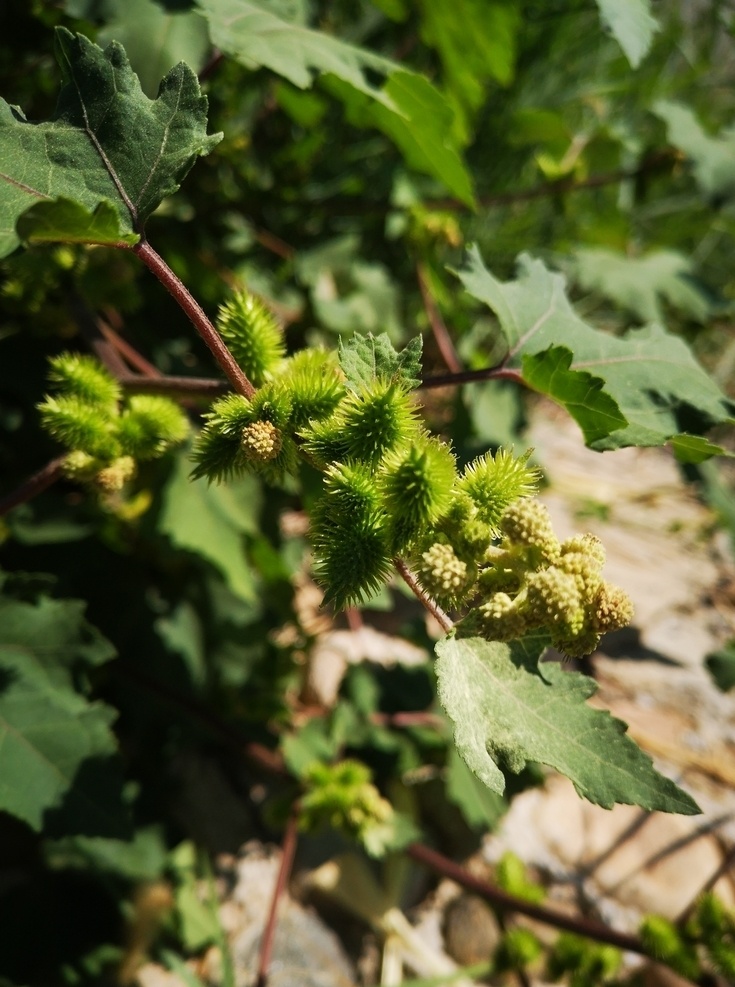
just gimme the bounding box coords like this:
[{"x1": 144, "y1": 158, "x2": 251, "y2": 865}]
[
  {"x1": 468, "y1": 499, "x2": 633, "y2": 657},
  {"x1": 39, "y1": 353, "x2": 188, "y2": 496}
]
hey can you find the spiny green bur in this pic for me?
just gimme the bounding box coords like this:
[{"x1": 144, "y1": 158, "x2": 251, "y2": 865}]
[
  {"x1": 192, "y1": 327, "x2": 633, "y2": 641},
  {"x1": 39, "y1": 353, "x2": 188, "y2": 493}
]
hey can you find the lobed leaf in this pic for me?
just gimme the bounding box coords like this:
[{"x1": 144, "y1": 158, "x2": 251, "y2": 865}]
[
  {"x1": 435, "y1": 634, "x2": 700, "y2": 814},
  {"x1": 455, "y1": 248, "x2": 735, "y2": 450},
  {"x1": 339, "y1": 332, "x2": 422, "y2": 392},
  {"x1": 0, "y1": 27, "x2": 221, "y2": 257}
]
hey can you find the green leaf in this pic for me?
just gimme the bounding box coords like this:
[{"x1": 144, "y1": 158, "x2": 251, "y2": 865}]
[
  {"x1": 16, "y1": 198, "x2": 139, "y2": 248},
  {"x1": 158, "y1": 449, "x2": 260, "y2": 601},
  {"x1": 594, "y1": 0, "x2": 659, "y2": 68},
  {"x1": 0, "y1": 595, "x2": 116, "y2": 690},
  {"x1": 521, "y1": 346, "x2": 627, "y2": 446},
  {"x1": 195, "y1": 0, "x2": 474, "y2": 203},
  {"x1": 435, "y1": 635, "x2": 700, "y2": 814},
  {"x1": 573, "y1": 248, "x2": 711, "y2": 325},
  {"x1": 0, "y1": 27, "x2": 221, "y2": 258},
  {"x1": 417, "y1": 0, "x2": 520, "y2": 132},
  {"x1": 338, "y1": 332, "x2": 422, "y2": 392},
  {"x1": 95, "y1": 0, "x2": 212, "y2": 98},
  {"x1": 669, "y1": 434, "x2": 733, "y2": 464},
  {"x1": 654, "y1": 101, "x2": 735, "y2": 198},
  {"x1": 0, "y1": 646, "x2": 128, "y2": 835},
  {"x1": 455, "y1": 248, "x2": 735, "y2": 450},
  {"x1": 445, "y1": 745, "x2": 507, "y2": 830},
  {"x1": 705, "y1": 640, "x2": 735, "y2": 693},
  {"x1": 332, "y1": 70, "x2": 476, "y2": 207}
]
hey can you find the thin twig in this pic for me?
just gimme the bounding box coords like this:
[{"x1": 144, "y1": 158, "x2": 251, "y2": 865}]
[
  {"x1": 394, "y1": 559, "x2": 453, "y2": 633},
  {"x1": 406, "y1": 843, "x2": 648, "y2": 957},
  {"x1": 133, "y1": 240, "x2": 256, "y2": 399},
  {"x1": 255, "y1": 807, "x2": 300, "y2": 987},
  {"x1": 426, "y1": 150, "x2": 677, "y2": 212},
  {"x1": 421, "y1": 365, "x2": 524, "y2": 389},
  {"x1": 119, "y1": 374, "x2": 230, "y2": 398},
  {"x1": 96, "y1": 316, "x2": 161, "y2": 378},
  {"x1": 0, "y1": 456, "x2": 66, "y2": 517},
  {"x1": 417, "y1": 262, "x2": 462, "y2": 374},
  {"x1": 198, "y1": 49, "x2": 224, "y2": 83}
]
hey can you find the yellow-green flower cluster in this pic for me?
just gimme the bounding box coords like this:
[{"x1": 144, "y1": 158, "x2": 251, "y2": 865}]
[
  {"x1": 39, "y1": 353, "x2": 188, "y2": 493},
  {"x1": 469, "y1": 500, "x2": 633, "y2": 657}
]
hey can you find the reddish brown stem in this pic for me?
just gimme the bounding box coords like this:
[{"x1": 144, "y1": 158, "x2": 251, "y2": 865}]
[
  {"x1": 422, "y1": 365, "x2": 523, "y2": 389},
  {"x1": 417, "y1": 262, "x2": 462, "y2": 374},
  {"x1": 133, "y1": 240, "x2": 255, "y2": 399},
  {"x1": 255, "y1": 807, "x2": 300, "y2": 987},
  {"x1": 407, "y1": 843, "x2": 647, "y2": 956},
  {"x1": 394, "y1": 558, "x2": 453, "y2": 633},
  {"x1": 97, "y1": 317, "x2": 161, "y2": 378},
  {"x1": 0, "y1": 456, "x2": 66, "y2": 517},
  {"x1": 119, "y1": 374, "x2": 229, "y2": 399}
]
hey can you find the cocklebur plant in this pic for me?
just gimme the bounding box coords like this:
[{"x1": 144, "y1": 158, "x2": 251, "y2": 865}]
[
  {"x1": 38, "y1": 353, "x2": 188, "y2": 493},
  {"x1": 192, "y1": 296, "x2": 634, "y2": 653}
]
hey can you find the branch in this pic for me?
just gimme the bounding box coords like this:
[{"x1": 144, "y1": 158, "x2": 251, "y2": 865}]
[
  {"x1": 417, "y1": 262, "x2": 462, "y2": 374},
  {"x1": 421, "y1": 365, "x2": 524, "y2": 389},
  {"x1": 133, "y1": 240, "x2": 256, "y2": 399},
  {"x1": 255, "y1": 807, "x2": 300, "y2": 987},
  {"x1": 119, "y1": 374, "x2": 229, "y2": 399},
  {"x1": 406, "y1": 843, "x2": 648, "y2": 957},
  {"x1": 394, "y1": 558, "x2": 453, "y2": 633},
  {"x1": 0, "y1": 456, "x2": 66, "y2": 517}
]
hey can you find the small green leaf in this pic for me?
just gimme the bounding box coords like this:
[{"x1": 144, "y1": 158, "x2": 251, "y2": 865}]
[
  {"x1": 594, "y1": 0, "x2": 659, "y2": 68},
  {"x1": 455, "y1": 248, "x2": 735, "y2": 450},
  {"x1": 0, "y1": 27, "x2": 221, "y2": 257},
  {"x1": 573, "y1": 248, "x2": 711, "y2": 325},
  {"x1": 670, "y1": 434, "x2": 733, "y2": 464},
  {"x1": 435, "y1": 634, "x2": 700, "y2": 814},
  {"x1": 445, "y1": 745, "x2": 506, "y2": 830},
  {"x1": 654, "y1": 101, "x2": 735, "y2": 198},
  {"x1": 338, "y1": 332, "x2": 422, "y2": 391},
  {"x1": 0, "y1": 595, "x2": 116, "y2": 690},
  {"x1": 705, "y1": 641, "x2": 735, "y2": 692},
  {"x1": 17, "y1": 198, "x2": 139, "y2": 247},
  {"x1": 522, "y1": 346, "x2": 627, "y2": 446},
  {"x1": 0, "y1": 647, "x2": 128, "y2": 835},
  {"x1": 158, "y1": 448, "x2": 260, "y2": 601}
]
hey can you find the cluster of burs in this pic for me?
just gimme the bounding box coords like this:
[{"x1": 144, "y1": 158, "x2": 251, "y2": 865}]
[
  {"x1": 188, "y1": 291, "x2": 634, "y2": 656},
  {"x1": 39, "y1": 291, "x2": 631, "y2": 656}
]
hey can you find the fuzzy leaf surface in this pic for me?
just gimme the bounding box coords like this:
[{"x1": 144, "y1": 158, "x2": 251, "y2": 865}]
[
  {"x1": 196, "y1": 0, "x2": 474, "y2": 203},
  {"x1": 339, "y1": 332, "x2": 422, "y2": 392},
  {"x1": 456, "y1": 248, "x2": 735, "y2": 449},
  {"x1": 435, "y1": 635, "x2": 700, "y2": 814},
  {"x1": 594, "y1": 0, "x2": 658, "y2": 67},
  {"x1": 0, "y1": 27, "x2": 221, "y2": 257}
]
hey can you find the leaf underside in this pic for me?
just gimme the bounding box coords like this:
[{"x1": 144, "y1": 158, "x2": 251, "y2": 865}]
[{"x1": 435, "y1": 634, "x2": 700, "y2": 815}]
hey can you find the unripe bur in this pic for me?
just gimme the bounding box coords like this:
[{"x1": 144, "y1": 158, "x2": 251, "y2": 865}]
[
  {"x1": 216, "y1": 291, "x2": 285, "y2": 386},
  {"x1": 458, "y1": 449, "x2": 540, "y2": 532}
]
